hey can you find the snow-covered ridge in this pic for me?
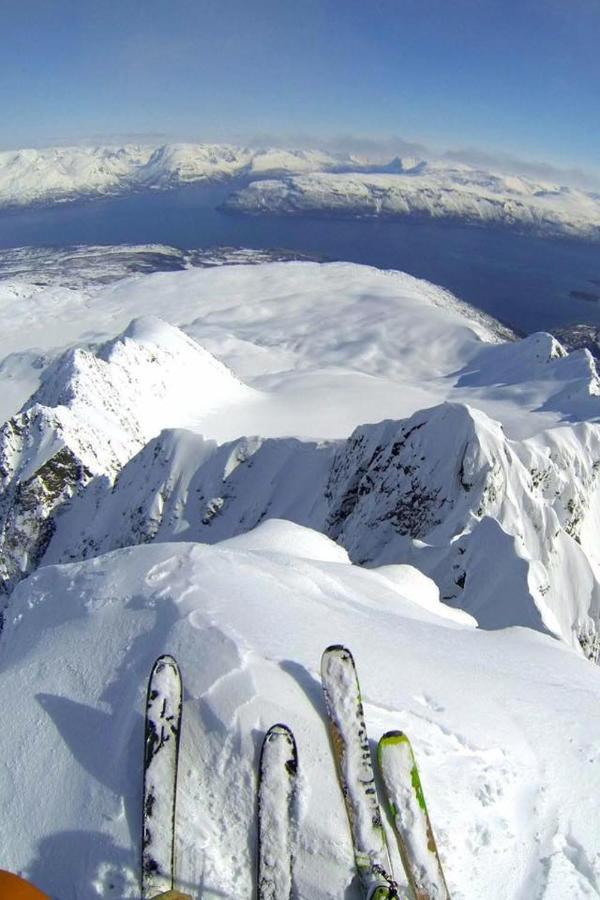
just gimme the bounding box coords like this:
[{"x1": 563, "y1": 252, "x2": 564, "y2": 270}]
[
  {"x1": 2, "y1": 143, "x2": 598, "y2": 243},
  {"x1": 37, "y1": 394, "x2": 600, "y2": 655},
  {"x1": 0, "y1": 316, "x2": 253, "y2": 595},
  {"x1": 0, "y1": 143, "x2": 377, "y2": 208},
  {"x1": 3, "y1": 260, "x2": 600, "y2": 654},
  {"x1": 224, "y1": 164, "x2": 600, "y2": 242},
  {"x1": 2, "y1": 309, "x2": 600, "y2": 656}
]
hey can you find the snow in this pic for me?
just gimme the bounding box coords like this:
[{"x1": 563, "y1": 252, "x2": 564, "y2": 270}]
[
  {"x1": 224, "y1": 164, "x2": 600, "y2": 243},
  {"x1": 3, "y1": 538, "x2": 600, "y2": 898},
  {"x1": 3, "y1": 251, "x2": 600, "y2": 896},
  {"x1": 3, "y1": 260, "x2": 600, "y2": 644},
  {"x1": 0, "y1": 143, "x2": 371, "y2": 208}
]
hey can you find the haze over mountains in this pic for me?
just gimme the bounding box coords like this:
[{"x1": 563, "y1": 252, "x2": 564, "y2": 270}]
[{"x1": 2, "y1": 142, "x2": 599, "y2": 243}]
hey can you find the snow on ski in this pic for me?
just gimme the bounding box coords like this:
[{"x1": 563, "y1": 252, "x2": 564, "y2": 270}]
[
  {"x1": 321, "y1": 645, "x2": 398, "y2": 900},
  {"x1": 141, "y1": 655, "x2": 183, "y2": 900},
  {"x1": 257, "y1": 723, "x2": 298, "y2": 900},
  {"x1": 378, "y1": 731, "x2": 450, "y2": 900}
]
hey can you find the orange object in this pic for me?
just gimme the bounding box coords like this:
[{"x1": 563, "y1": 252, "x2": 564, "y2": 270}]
[{"x1": 0, "y1": 870, "x2": 49, "y2": 899}]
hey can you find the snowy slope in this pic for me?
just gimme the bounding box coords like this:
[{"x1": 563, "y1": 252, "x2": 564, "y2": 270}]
[
  {"x1": 0, "y1": 315, "x2": 254, "y2": 594},
  {"x1": 35, "y1": 394, "x2": 600, "y2": 653},
  {"x1": 224, "y1": 163, "x2": 600, "y2": 242},
  {"x1": 3, "y1": 533, "x2": 600, "y2": 899},
  {"x1": 3, "y1": 256, "x2": 600, "y2": 896},
  {"x1": 2, "y1": 261, "x2": 600, "y2": 650}
]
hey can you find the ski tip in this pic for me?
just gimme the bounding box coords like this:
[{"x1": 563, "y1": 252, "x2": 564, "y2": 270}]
[
  {"x1": 378, "y1": 730, "x2": 410, "y2": 752},
  {"x1": 380, "y1": 730, "x2": 408, "y2": 742},
  {"x1": 321, "y1": 643, "x2": 354, "y2": 662},
  {"x1": 264, "y1": 722, "x2": 296, "y2": 741},
  {"x1": 150, "y1": 654, "x2": 180, "y2": 676},
  {"x1": 260, "y1": 723, "x2": 298, "y2": 774}
]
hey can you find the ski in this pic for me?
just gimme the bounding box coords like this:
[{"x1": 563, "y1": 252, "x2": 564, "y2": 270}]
[
  {"x1": 378, "y1": 731, "x2": 450, "y2": 900},
  {"x1": 257, "y1": 723, "x2": 298, "y2": 900},
  {"x1": 141, "y1": 655, "x2": 183, "y2": 900},
  {"x1": 321, "y1": 645, "x2": 398, "y2": 900}
]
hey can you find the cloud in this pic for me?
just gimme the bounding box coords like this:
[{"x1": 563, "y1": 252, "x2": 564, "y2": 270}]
[
  {"x1": 3, "y1": 126, "x2": 598, "y2": 194},
  {"x1": 230, "y1": 131, "x2": 429, "y2": 161},
  {"x1": 228, "y1": 131, "x2": 600, "y2": 192},
  {"x1": 441, "y1": 146, "x2": 600, "y2": 192}
]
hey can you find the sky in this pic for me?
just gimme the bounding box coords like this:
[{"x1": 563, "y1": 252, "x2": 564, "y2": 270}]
[{"x1": 1, "y1": 0, "x2": 599, "y2": 184}]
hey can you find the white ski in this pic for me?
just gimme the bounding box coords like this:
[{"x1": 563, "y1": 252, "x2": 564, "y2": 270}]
[
  {"x1": 257, "y1": 723, "x2": 298, "y2": 900},
  {"x1": 321, "y1": 645, "x2": 398, "y2": 899},
  {"x1": 378, "y1": 731, "x2": 450, "y2": 900},
  {"x1": 141, "y1": 655, "x2": 183, "y2": 900}
]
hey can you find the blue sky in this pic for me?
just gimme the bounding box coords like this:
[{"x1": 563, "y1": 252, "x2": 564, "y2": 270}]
[{"x1": 2, "y1": 0, "x2": 599, "y2": 180}]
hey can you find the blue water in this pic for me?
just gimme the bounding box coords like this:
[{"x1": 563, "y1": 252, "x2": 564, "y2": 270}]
[{"x1": 0, "y1": 182, "x2": 598, "y2": 334}]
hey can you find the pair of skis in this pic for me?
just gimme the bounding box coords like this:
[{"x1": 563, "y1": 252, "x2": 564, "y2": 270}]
[
  {"x1": 140, "y1": 655, "x2": 298, "y2": 900},
  {"x1": 140, "y1": 649, "x2": 449, "y2": 900},
  {"x1": 322, "y1": 644, "x2": 450, "y2": 900}
]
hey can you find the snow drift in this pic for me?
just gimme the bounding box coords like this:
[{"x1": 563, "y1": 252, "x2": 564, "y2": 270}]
[{"x1": 3, "y1": 533, "x2": 600, "y2": 898}]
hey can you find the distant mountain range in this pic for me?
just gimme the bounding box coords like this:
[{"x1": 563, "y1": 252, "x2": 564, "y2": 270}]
[
  {"x1": 0, "y1": 143, "x2": 383, "y2": 207},
  {"x1": 1, "y1": 142, "x2": 599, "y2": 242},
  {"x1": 223, "y1": 161, "x2": 600, "y2": 242}
]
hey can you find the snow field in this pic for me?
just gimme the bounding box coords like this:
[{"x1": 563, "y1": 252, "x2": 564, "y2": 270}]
[
  {"x1": 2, "y1": 257, "x2": 600, "y2": 897},
  {"x1": 2, "y1": 530, "x2": 600, "y2": 898}
]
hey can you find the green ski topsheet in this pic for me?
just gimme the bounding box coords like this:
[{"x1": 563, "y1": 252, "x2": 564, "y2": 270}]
[{"x1": 378, "y1": 731, "x2": 450, "y2": 900}]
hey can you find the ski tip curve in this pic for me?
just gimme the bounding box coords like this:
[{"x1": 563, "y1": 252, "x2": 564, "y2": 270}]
[
  {"x1": 321, "y1": 644, "x2": 356, "y2": 675},
  {"x1": 322, "y1": 643, "x2": 353, "y2": 658},
  {"x1": 151, "y1": 654, "x2": 180, "y2": 674},
  {"x1": 378, "y1": 730, "x2": 409, "y2": 746},
  {"x1": 263, "y1": 722, "x2": 296, "y2": 742},
  {"x1": 260, "y1": 723, "x2": 298, "y2": 776}
]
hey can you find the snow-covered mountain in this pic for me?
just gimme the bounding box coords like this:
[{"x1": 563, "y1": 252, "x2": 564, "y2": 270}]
[
  {"x1": 4, "y1": 253, "x2": 600, "y2": 897},
  {"x1": 0, "y1": 143, "x2": 371, "y2": 207},
  {"x1": 0, "y1": 315, "x2": 253, "y2": 595},
  {"x1": 2, "y1": 258, "x2": 600, "y2": 650},
  {"x1": 1, "y1": 143, "x2": 599, "y2": 243},
  {"x1": 224, "y1": 162, "x2": 600, "y2": 242}
]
